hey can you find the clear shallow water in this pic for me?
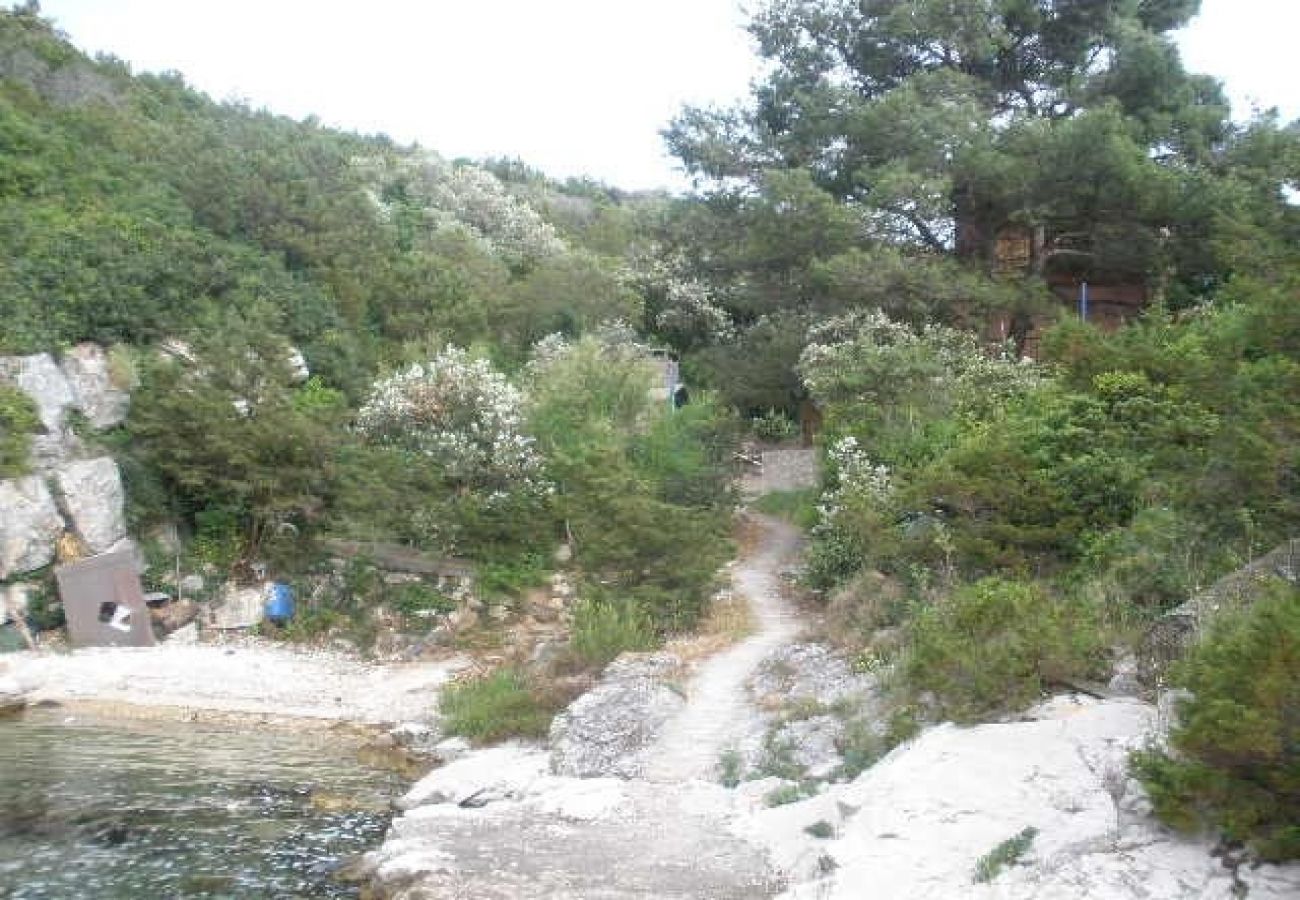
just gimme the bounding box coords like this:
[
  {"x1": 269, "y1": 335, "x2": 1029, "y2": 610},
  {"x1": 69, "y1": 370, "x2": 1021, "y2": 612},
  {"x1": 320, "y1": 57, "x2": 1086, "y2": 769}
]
[{"x1": 0, "y1": 712, "x2": 405, "y2": 899}]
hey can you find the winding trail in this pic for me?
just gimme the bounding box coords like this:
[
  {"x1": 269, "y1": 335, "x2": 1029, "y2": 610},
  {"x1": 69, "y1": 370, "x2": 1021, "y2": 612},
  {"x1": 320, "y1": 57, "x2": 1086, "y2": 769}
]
[
  {"x1": 644, "y1": 513, "x2": 803, "y2": 783},
  {"x1": 364, "y1": 512, "x2": 807, "y2": 898}
]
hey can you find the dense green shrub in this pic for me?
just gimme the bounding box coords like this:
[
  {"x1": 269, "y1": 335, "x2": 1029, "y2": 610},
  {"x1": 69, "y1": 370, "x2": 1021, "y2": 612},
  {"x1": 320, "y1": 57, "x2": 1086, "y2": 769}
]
[
  {"x1": 904, "y1": 578, "x2": 1109, "y2": 722},
  {"x1": 570, "y1": 596, "x2": 657, "y2": 668},
  {"x1": 1131, "y1": 581, "x2": 1300, "y2": 861},
  {"x1": 440, "y1": 668, "x2": 558, "y2": 744},
  {"x1": 751, "y1": 408, "x2": 798, "y2": 442},
  {"x1": 0, "y1": 385, "x2": 39, "y2": 478},
  {"x1": 529, "y1": 337, "x2": 736, "y2": 634},
  {"x1": 973, "y1": 827, "x2": 1038, "y2": 883}
]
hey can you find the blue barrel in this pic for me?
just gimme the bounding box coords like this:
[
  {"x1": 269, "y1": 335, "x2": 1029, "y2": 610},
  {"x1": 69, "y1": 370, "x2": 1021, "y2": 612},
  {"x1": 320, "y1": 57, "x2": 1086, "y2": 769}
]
[{"x1": 265, "y1": 582, "x2": 295, "y2": 624}]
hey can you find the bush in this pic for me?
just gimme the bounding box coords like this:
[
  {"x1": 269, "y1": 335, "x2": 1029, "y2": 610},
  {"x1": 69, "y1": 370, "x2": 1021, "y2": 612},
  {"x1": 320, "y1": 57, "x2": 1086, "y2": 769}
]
[
  {"x1": 752, "y1": 408, "x2": 798, "y2": 442},
  {"x1": 1131, "y1": 581, "x2": 1300, "y2": 861},
  {"x1": 904, "y1": 578, "x2": 1108, "y2": 722},
  {"x1": 752, "y1": 487, "x2": 819, "y2": 529},
  {"x1": 439, "y1": 668, "x2": 558, "y2": 744},
  {"x1": 570, "y1": 596, "x2": 658, "y2": 668},
  {"x1": 973, "y1": 827, "x2": 1038, "y2": 883},
  {"x1": 0, "y1": 385, "x2": 39, "y2": 478}
]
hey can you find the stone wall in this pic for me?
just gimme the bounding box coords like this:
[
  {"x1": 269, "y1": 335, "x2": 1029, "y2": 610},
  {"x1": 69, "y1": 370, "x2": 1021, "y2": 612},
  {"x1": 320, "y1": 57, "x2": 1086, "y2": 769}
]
[{"x1": 0, "y1": 345, "x2": 132, "y2": 581}]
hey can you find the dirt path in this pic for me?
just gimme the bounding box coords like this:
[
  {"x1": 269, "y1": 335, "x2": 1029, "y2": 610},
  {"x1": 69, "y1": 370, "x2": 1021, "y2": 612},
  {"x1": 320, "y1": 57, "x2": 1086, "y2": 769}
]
[
  {"x1": 366, "y1": 513, "x2": 808, "y2": 898},
  {"x1": 644, "y1": 513, "x2": 803, "y2": 782}
]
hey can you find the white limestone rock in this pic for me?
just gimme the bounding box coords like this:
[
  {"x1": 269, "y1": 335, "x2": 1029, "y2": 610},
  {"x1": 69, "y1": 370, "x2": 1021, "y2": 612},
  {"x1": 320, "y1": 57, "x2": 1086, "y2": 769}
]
[
  {"x1": 0, "y1": 353, "x2": 80, "y2": 468},
  {"x1": 400, "y1": 744, "x2": 549, "y2": 809},
  {"x1": 0, "y1": 353, "x2": 74, "y2": 432},
  {"x1": 0, "y1": 476, "x2": 63, "y2": 578},
  {"x1": 54, "y1": 457, "x2": 126, "y2": 554},
  {"x1": 548, "y1": 652, "x2": 685, "y2": 778},
  {"x1": 1, "y1": 581, "x2": 34, "y2": 624},
  {"x1": 742, "y1": 697, "x2": 1300, "y2": 900},
  {"x1": 60, "y1": 343, "x2": 130, "y2": 428}
]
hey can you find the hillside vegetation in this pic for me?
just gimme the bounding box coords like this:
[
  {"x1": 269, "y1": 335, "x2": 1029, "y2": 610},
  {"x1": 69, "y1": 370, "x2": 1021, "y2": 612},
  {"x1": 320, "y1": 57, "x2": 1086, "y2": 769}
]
[{"x1": 2, "y1": 1, "x2": 1299, "y2": 859}]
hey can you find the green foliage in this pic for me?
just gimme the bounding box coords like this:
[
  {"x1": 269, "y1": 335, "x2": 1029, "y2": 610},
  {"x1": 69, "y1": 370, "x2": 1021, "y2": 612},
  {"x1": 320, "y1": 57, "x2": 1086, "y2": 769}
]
[
  {"x1": 529, "y1": 338, "x2": 736, "y2": 633},
  {"x1": 973, "y1": 827, "x2": 1038, "y2": 883},
  {"x1": 570, "y1": 596, "x2": 657, "y2": 668},
  {"x1": 1131, "y1": 581, "x2": 1300, "y2": 861},
  {"x1": 440, "y1": 668, "x2": 558, "y2": 744},
  {"x1": 751, "y1": 408, "x2": 797, "y2": 442},
  {"x1": 764, "y1": 783, "x2": 812, "y2": 807},
  {"x1": 905, "y1": 579, "x2": 1108, "y2": 722},
  {"x1": 805, "y1": 820, "x2": 835, "y2": 839},
  {"x1": 752, "y1": 488, "x2": 819, "y2": 530},
  {"x1": 388, "y1": 582, "x2": 456, "y2": 618},
  {"x1": 120, "y1": 323, "x2": 346, "y2": 564},
  {"x1": 475, "y1": 551, "x2": 550, "y2": 600},
  {"x1": 837, "y1": 720, "x2": 889, "y2": 779},
  {"x1": 0, "y1": 385, "x2": 39, "y2": 478},
  {"x1": 718, "y1": 749, "x2": 743, "y2": 788}
]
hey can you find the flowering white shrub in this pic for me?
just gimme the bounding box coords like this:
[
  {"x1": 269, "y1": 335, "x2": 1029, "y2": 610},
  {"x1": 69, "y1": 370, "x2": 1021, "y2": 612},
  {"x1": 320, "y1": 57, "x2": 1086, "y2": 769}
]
[
  {"x1": 828, "y1": 436, "x2": 893, "y2": 503},
  {"x1": 799, "y1": 309, "x2": 1040, "y2": 417},
  {"x1": 813, "y1": 435, "x2": 893, "y2": 534},
  {"x1": 525, "y1": 321, "x2": 646, "y2": 379},
  {"x1": 354, "y1": 152, "x2": 565, "y2": 267},
  {"x1": 621, "y1": 250, "x2": 735, "y2": 348},
  {"x1": 357, "y1": 347, "x2": 550, "y2": 498}
]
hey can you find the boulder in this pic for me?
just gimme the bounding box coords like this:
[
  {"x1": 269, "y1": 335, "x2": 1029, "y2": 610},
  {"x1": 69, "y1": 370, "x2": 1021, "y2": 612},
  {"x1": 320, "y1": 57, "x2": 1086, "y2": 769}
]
[
  {"x1": 401, "y1": 745, "x2": 548, "y2": 809},
  {"x1": 0, "y1": 476, "x2": 63, "y2": 578},
  {"x1": 54, "y1": 457, "x2": 126, "y2": 554},
  {"x1": 59, "y1": 343, "x2": 130, "y2": 428},
  {"x1": 0, "y1": 353, "x2": 79, "y2": 468},
  {"x1": 751, "y1": 643, "x2": 877, "y2": 709},
  {"x1": 209, "y1": 584, "x2": 267, "y2": 629},
  {"x1": 152, "y1": 599, "x2": 199, "y2": 633},
  {"x1": 549, "y1": 652, "x2": 686, "y2": 778},
  {"x1": 1139, "y1": 538, "x2": 1300, "y2": 687},
  {"x1": 0, "y1": 353, "x2": 74, "y2": 432},
  {"x1": 1, "y1": 582, "x2": 34, "y2": 625}
]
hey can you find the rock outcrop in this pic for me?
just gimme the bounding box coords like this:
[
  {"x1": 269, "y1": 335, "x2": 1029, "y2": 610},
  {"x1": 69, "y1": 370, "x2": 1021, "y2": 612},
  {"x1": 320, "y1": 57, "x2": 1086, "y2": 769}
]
[
  {"x1": 364, "y1": 746, "x2": 782, "y2": 899},
  {"x1": 59, "y1": 343, "x2": 130, "y2": 428},
  {"x1": 54, "y1": 457, "x2": 127, "y2": 554},
  {"x1": 549, "y1": 652, "x2": 685, "y2": 778},
  {"x1": 0, "y1": 352, "x2": 78, "y2": 467},
  {"x1": 0, "y1": 344, "x2": 134, "y2": 580},
  {"x1": 0, "y1": 476, "x2": 63, "y2": 578},
  {"x1": 741, "y1": 696, "x2": 1300, "y2": 900},
  {"x1": 1139, "y1": 538, "x2": 1300, "y2": 686}
]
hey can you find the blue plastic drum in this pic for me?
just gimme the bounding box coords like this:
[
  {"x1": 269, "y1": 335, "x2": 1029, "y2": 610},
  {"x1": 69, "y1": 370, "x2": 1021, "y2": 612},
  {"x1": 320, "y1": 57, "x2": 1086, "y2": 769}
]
[{"x1": 265, "y1": 582, "x2": 295, "y2": 625}]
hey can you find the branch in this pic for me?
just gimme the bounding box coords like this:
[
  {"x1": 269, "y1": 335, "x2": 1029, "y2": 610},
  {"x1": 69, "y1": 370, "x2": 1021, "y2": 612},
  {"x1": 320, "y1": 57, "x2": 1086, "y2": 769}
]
[{"x1": 904, "y1": 211, "x2": 947, "y2": 253}]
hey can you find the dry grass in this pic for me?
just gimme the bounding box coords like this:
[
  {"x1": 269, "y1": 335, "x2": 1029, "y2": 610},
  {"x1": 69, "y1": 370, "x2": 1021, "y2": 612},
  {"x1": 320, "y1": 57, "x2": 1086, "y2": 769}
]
[{"x1": 666, "y1": 585, "x2": 755, "y2": 664}]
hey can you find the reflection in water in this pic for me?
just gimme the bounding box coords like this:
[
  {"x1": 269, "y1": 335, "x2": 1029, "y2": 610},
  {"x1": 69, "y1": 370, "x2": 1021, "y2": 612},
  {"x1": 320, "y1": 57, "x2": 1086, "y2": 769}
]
[{"x1": 0, "y1": 712, "x2": 404, "y2": 898}]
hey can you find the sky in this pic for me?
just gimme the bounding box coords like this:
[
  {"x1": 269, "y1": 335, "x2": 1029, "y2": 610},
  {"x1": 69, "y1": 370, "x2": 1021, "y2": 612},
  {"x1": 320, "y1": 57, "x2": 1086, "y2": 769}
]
[{"x1": 30, "y1": 0, "x2": 1300, "y2": 193}]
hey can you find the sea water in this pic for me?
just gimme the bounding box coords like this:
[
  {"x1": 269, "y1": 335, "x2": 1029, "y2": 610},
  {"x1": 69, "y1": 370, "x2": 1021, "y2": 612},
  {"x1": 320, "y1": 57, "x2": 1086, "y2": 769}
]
[{"x1": 0, "y1": 711, "x2": 404, "y2": 898}]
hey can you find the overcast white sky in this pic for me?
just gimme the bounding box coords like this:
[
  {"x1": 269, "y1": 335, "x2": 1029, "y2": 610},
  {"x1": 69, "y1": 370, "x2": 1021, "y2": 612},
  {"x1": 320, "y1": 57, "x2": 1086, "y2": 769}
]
[{"x1": 30, "y1": 0, "x2": 1300, "y2": 192}]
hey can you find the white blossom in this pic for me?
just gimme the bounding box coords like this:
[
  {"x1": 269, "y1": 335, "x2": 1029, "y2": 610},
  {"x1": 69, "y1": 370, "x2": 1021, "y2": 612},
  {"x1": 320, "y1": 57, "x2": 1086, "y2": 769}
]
[
  {"x1": 357, "y1": 347, "x2": 550, "y2": 500},
  {"x1": 353, "y1": 152, "x2": 566, "y2": 267}
]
